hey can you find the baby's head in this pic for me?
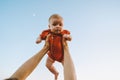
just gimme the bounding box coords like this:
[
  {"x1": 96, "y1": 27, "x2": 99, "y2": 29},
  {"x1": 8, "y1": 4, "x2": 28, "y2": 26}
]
[{"x1": 48, "y1": 14, "x2": 64, "y2": 34}]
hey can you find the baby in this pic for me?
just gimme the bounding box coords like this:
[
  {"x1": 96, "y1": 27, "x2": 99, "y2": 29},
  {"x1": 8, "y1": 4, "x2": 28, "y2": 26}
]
[{"x1": 36, "y1": 14, "x2": 72, "y2": 80}]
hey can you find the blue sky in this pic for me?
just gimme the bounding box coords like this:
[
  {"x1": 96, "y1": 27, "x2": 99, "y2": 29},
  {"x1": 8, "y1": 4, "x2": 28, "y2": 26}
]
[{"x1": 0, "y1": 0, "x2": 120, "y2": 80}]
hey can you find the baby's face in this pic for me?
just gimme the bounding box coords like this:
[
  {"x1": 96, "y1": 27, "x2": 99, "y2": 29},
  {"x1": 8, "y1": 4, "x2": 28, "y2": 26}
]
[{"x1": 49, "y1": 18, "x2": 63, "y2": 34}]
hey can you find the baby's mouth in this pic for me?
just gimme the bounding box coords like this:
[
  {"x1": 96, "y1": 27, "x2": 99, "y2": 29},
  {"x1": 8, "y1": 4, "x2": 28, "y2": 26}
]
[{"x1": 54, "y1": 29, "x2": 61, "y2": 34}]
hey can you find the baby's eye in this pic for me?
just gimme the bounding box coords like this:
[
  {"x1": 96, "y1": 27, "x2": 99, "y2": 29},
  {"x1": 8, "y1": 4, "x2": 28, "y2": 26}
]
[
  {"x1": 59, "y1": 23, "x2": 63, "y2": 26},
  {"x1": 52, "y1": 23, "x2": 63, "y2": 26},
  {"x1": 52, "y1": 23, "x2": 58, "y2": 26}
]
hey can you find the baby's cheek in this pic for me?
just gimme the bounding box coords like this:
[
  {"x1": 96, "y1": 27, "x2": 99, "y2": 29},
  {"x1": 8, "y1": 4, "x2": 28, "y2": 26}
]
[{"x1": 51, "y1": 28, "x2": 55, "y2": 32}]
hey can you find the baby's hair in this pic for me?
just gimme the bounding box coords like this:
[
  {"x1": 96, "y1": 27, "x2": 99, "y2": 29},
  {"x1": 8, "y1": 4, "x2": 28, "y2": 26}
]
[{"x1": 49, "y1": 14, "x2": 63, "y2": 22}]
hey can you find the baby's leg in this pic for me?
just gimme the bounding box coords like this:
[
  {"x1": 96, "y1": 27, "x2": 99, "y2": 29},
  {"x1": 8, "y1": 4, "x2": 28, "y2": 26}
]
[{"x1": 46, "y1": 57, "x2": 59, "y2": 80}]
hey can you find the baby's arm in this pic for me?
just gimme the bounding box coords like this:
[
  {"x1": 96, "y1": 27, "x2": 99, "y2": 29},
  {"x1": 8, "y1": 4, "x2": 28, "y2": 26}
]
[
  {"x1": 36, "y1": 29, "x2": 50, "y2": 44},
  {"x1": 36, "y1": 36, "x2": 42, "y2": 44},
  {"x1": 63, "y1": 34, "x2": 72, "y2": 41}
]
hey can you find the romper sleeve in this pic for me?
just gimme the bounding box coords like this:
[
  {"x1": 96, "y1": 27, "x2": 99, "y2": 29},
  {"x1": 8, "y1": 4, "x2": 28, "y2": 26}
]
[
  {"x1": 61, "y1": 30, "x2": 70, "y2": 35},
  {"x1": 40, "y1": 29, "x2": 50, "y2": 40}
]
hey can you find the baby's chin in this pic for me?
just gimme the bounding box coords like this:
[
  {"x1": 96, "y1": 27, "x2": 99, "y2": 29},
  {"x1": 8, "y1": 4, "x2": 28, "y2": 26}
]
[{"x1": 53, "y1": 30, "x2": 62, "y2": 34}]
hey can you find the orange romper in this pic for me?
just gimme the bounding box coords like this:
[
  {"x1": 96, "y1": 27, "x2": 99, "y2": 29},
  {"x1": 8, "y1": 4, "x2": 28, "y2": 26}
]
[{"x1": 40, "y1": 29, "x2": 70, "y2": 62}]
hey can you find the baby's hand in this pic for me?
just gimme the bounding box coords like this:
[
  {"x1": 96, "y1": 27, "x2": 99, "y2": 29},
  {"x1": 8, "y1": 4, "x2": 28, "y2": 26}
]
[
  {"x1": 36, "y1": 37, "x2": 42, "y2": 44},
  {"x1": 63, "y1": 34, "x2": 72, "y2": 41}
]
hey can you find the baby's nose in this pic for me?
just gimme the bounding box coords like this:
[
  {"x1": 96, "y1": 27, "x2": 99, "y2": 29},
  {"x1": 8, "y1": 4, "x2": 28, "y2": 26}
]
[{"x1": 56, "y1": 25, "x2": 61, "y2": 28}]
